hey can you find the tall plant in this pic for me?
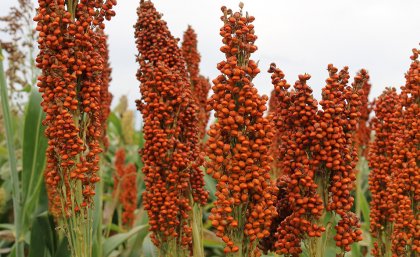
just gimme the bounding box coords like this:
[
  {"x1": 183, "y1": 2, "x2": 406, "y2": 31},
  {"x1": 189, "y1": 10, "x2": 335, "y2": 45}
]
[
  {"x1": 134, "y1": 1, "x2": 208, "y2": 256},
  {"x1": 205, "y1": 4, "x2": 278, "y2": 256},
  {"x1": 33, "y1": 0, "x2": 116, "y2": 256}
]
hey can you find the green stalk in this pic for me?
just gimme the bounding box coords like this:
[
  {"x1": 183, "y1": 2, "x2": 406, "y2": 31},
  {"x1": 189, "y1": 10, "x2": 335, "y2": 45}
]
[
  {"x1": 192, "y1": 202, "x2": 204, "y2": 257},
  {"x1": 0, "y1": 47, "x2": 24, "y2": 257}
]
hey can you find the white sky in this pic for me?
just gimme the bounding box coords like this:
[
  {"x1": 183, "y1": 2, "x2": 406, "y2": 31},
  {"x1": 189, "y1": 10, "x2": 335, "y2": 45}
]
[{"x1": 2, "y1": 0, "x2": 420, "y2": 112}]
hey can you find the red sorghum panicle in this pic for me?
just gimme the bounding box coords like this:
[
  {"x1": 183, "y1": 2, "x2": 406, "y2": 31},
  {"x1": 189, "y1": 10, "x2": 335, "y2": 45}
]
[
  {"x1": 113, "y1": 148, "x2": 138, "y2": 228},
  {"x1": 259, "y1": 175, "x2": 292, "y2": 254},
  {"x1": 97, "y1": 29, "x2": 113, "y2": 149},
  {"x1": 34, "y1": 0, "x2": 116, "y2": 218},
  {"x1": 181, "y1": 26, "x2": 211, "y2": 140},
  {"x1": 134, "y1": 0, "x2": 208, "y2": 253},
  {"x1": 369, "y1": 49, "x2": 420, "y2": 257},
  {"x1": 387, "y1": 48, "x2": 419, "y2": 256},
  {"x1": 205, "y1": 5, "x2": 277, "y2": 256},
  {"x1": 267, "y1": 87, "x2": 282, "y2": 178},
  {"x1": 312, "y1": 65, "x2": 363, "y2": 253},
  {"x1": 368, "y1": 88, "x2": 400, "y2": 257},
  {"x1": 265, "y1": 64, "x2": 364, "y2": 256},
  {"x1": 354, "y1": 69, "x2": 372, "y2": 157},
  {"x1": 267, "y1": 64, "x2": 324, "y2": 256},
  {"x1": 393, "y1": 48, "x2": 419, "y2": 255}
]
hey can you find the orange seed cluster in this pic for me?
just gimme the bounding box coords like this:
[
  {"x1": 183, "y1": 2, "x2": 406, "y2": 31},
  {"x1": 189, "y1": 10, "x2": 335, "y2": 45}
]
[
  {"x1": 354, "y1": 70, "x2": 372, "y2": 157},
  {"x1": 113, "y1": 148, "x2": 138, "y2": 228},
  {"x1": 268, "y1": 64, "x2": 324, "y2": 256},
  {"x1": 205, "y1": 5, "x2": 277, "y2": 255},
  {"x1": 134, "y1": 0, "x2": 208, "y2": 251},
  {"x1": 265, "y1": 64, "x2": 364, "y2": 255},
  {"x1": 369, "y1": 48, "x2": 419, "y2": 256},
  {"x1": 34, "y1": 0, "x2": 116, "y2": 217},
  {"x1": 181, "y1": 26, "x2": 211, "y2": 140},
  {"x1": 312, "y1": 65, "x2": 364, "y2": 252}
]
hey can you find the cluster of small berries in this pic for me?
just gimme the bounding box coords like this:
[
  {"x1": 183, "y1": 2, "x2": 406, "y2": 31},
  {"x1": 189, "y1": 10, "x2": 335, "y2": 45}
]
[
  {"x1": 34, "y1": 0, "x2": 116, "y2": 217},
  {"x1": 134, "y1": 0, "x2": 208, "y2": 252},
  {"x1": 205, "y1": 5, "x2": 277, "y2": 255},
  {"x1": 113, "y1": 149, "x2": 138, "y2": 228},
  {"x1": 369, "y1": 48, "x2": 419, "y2": 257}
]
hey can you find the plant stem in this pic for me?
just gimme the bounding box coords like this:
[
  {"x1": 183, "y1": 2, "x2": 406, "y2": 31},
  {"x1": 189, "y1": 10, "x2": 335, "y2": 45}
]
[
  {"x1": 192, "y1": 203, "x2": 204, "y2": 257},
  {"x1": 0, "y1": 47, "x2": 24, "y2": 257}
]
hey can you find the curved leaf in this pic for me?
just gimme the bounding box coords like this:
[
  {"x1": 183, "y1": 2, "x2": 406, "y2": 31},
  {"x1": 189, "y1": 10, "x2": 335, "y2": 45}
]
[
  {"x1": 103, "y1": 224, "x2": 148, "y2": 257},
  {"x1": 21, "y1": 89, "x2": 48, "y2": 229},
  {"x1": 142, "y1": 233, "x2": 158, "y2": 257}
]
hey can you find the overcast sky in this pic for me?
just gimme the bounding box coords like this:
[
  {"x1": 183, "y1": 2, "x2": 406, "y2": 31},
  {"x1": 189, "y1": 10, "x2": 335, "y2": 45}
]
[{"x1": 2, "y1": 0, "x2": 419, "y2": 112}]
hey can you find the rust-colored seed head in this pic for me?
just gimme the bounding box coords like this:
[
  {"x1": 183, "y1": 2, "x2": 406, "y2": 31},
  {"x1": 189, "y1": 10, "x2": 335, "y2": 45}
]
[
  {"x1": 354, "y1": 69, "x2": 372, "y2": 157},
  {"x1": 181, "y1": 26, "x2": 211, "y2": 142},
  {"x1": 35, "y1": 0, "x2": 116, "y2": 217},
  {"x1": 205, "y1": 5, "x2": 277, "y2": 256},
  {"x1": 267, "y1": 64, "x2": 324, "y2": 255},
  {"x1": 113, "y1": 148, "x2": 138, "y2": 228},
  {"x1": 369, "y1": 48, "x2": 419, "y2": 257},
  {"x1": 265, "y1": 63, "x2": 363, "y2": 255},
  {"x1": 312, "y1": 65, "x2": 363, "y2": 251},
  {"x1": 134, "y1": 0, "x2": 208, "y2": 253},
  {"x1": 97, "y1": 29, "x2": 113, "y2": 149}
]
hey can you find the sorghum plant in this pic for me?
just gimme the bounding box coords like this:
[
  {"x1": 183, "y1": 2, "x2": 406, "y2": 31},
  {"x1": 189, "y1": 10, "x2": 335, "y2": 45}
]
[
  {"x1": 34, "y1": 0, "x2": 116, "y2": 256},
  {"x1": 181, "y1": 26, "x2": 211, "y2": 141},
  {"x1": 265, "y1": 64, "x2": 364, "y2": 256},
  {"x1": 134, "y1": 0, "x2": 207, "y2": 256},
  {"x1": 266, "y1": 64, "x2": 324, "y2": 256},
  {"x1": 98, "y1": 29, "x2": 113, "y2": 148},
  {"x1": 369, "y1": 48, "x2": 419, "y2": 257},
  {"x1": 266, "y1": 87, "x2": 282, "y2": 178},
  {"x1": 368, "y1": 87, "x2": 400, "y2": 257},
  {"x1": 354, "y1": 70, "x2": 372, "y2": 157},
  {"x1": 309, "y1": 65, "x2": 364, "y2": 256},
  {"x1": 113, "y1": 148, "x2": 138, "y2": 228},
  {"x1": 205, "y1": 4, "x2": 277, "y2": 256}
]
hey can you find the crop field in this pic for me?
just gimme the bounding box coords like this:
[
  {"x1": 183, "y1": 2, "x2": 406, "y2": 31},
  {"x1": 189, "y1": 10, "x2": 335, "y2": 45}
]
[{"x1": 0, "y1": 0, "x2": 418, "y2": 257}]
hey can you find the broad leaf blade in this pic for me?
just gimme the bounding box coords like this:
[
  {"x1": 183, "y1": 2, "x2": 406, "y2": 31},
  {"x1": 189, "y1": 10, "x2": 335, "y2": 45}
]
[
  {"x1": 21, "y1": 89, "x2": 48, "y2": 229},
  {"x1": 103, "y1": 224, "x2": 148, "y2": 257},
  {"x1": 28, "y1": 213, "x2": 56, "y2": 257},
  {"x1": 142, "y1": 233, "x2": 158, "y2": 257}
]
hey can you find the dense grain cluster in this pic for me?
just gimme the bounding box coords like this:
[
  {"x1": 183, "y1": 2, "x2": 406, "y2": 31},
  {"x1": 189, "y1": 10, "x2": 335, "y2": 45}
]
[
  {"x1": 114, "y1": 148, "x2": 138, "y2": 227},
  {"x1": 394, "y1": 48, "x2": 419, "y2": 256},
  {"x1": 312, "y1": 65, "x2": 364, "y2": 252},
  {"x1": 354, "y1": 70, "x2": 372, "y2": 156},
  {"x1": 263, "y1": 64, "x2": 365, "y2": 256},
  {"x1": 205, "y1": 5, "x2": 277, "y2": 256},
  {"x1": 134, "y1": 0, "x2": 207, "y2": 253},
  {"x1": 98, "y1": 30, "x2": 113, "y2": 148},
  {"x1": 368, "y1": 88, "x2": 400, "y2": 256},
  {"x1": 34, "y1": 0, "x2": 116, "y2": 217},
  {"x1": 267, "y1": 64, "x2": 324, "y2": 256},
  {"x1": 266, "y1": 86, "x2": 282, "y2": 177},
  {"x1": 369, "y1": 48, "x2": 420, "y2": 257},
  {"x1": 181, "y1": 26, "x2": 211, "y2": 140}
]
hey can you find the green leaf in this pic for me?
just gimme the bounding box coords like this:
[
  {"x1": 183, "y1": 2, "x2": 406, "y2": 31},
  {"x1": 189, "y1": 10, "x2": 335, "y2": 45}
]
[
  {"x1": 0, "y1": 45, "x2": 24, "y2": 257},
  {"x1": 21, "y1": 89, "x2": 48, "y2": 230},
  {"x1": 0, "y1": 223, "x2": 15, "y2": 230},
  {"x1": 202, "y1": 229, "x2": 223, "y2": 248},
  {"x1": 142, "y1": 233, "x2": 158, "y2": 257},
  {"x1": 53, "y1": 237, "x2": 71, "y2": 257},
  {"x1": 125, "y1": 210, "x2": 150, "y2": 257},
  {"x1": 103, "y1": 224, "x2": 148, "y2": 257},
  {"x1": 28, "y1": 213, "x2": 57, "y2": 257},
  {"x1": 108, "y1": 112, "x2": 122, "y2": 138},
  {"x1": 360, "y1": 192, "x2": 371, "y2": 229}
]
